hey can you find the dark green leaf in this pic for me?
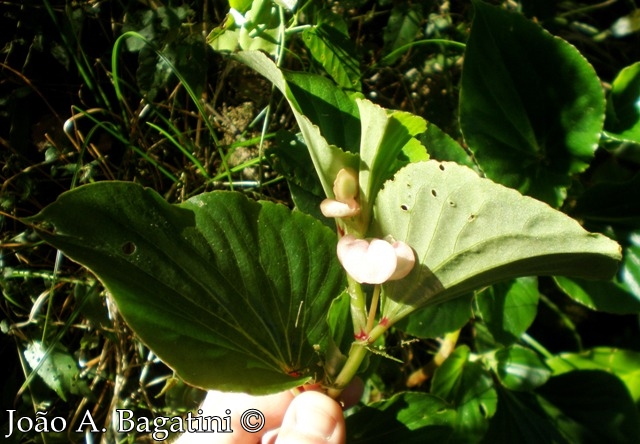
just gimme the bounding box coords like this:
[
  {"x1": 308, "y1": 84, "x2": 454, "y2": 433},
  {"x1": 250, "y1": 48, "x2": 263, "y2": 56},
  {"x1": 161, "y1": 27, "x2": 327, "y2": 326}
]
[
  {"x1": 346, "y1": 392, "x2": 456, "y2": 444},
  {"x1": 27, "y1": 182, "x2": 345, "y2": 394},
  {"x1": 460, "y1": 0, "x2": 605, "y2": 207},
  {"x1": 605, "y1": 62, "x2": 640, "y2": 143},
  {"x1": 482, "y1": 386, "x2": 569, "y2": 444},
  {"x1": 536, "y1": 370, "x2": 640, "y2": 443},
  {"x1": 546, "y1": 347, "x2": 640, "y2": 403},
  {"x1": 302, "y1": 23, "x2": 361, "y2": 91},
  {"x1": 432, "y1": 346, "x2": 497, "y2": 442},
  {"x1": 573, "y1": 172, "x2": 640, "y2": 228},
  {"x1": 284, "y1": 71, "x2": 361, "y2": 152},
  {"x1": 398, "y1": 293, "x2": 473, "y2": 339},
  {"x1": 382, "y1": 4, "x2": 424, "y2": 65},
  {"x1": 476, "y1": 277, "x2": 539, "y2": 346}
]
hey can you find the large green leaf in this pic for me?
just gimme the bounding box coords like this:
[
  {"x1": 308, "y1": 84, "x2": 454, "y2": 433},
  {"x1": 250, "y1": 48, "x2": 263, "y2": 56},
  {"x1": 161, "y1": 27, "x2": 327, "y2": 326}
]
[
  {"x1": 372, "y1": 161, "x2": 620, "y2": 324},
  {"x1": 460, "y1": 0, "x2": 605, "y2": 207},
  {"x1": 27, "y1": 182, "x2": 346, "y2": 394}
]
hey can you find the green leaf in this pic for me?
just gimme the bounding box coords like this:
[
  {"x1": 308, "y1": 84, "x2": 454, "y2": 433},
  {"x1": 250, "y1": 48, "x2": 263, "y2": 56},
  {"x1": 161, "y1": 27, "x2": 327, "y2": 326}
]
[
  {"x1": 554, "y1": 275, "x2": 640, "y2": 314},
  {"x1": 554, "y1": 231, "x2": 640, "y2": 314},
  {"x1": 431, "y1": 345, "x2": 498, "y2": 443},
  {"x1": 419, "y1": 122, "x2": 476, "y2": 169},
  {"x1": 358, "y1": 99, "x2": 427, "y2": 230},
  {"x1": 605, "y1": 62, "x2": 640, "y2": 143},
  {"x1": 546, "y1": 347, "x2": 640, "y2": 403},
  {"x1": 476, "y1": 277, "x2": 539, "y2": 346},
  {"x1": 536, "y1": 370, "x2": 640, "y2": 443},
  {"x1": 493, "y1": 345, "x2": 551, "y2": 392},
  {"x1": 398, "y1": 293, "x2": 473, "y2": 339},
  {"x1": 372, "y1": 161, "x2": 620, "y2": 324},
  {"x1": 233, "y1": 51, "x2": 360, "y2": 197},
  {"x1": 382, "y1": 4, "x2": 424, "y2": 65},
  {"x1": 208, "y1": 0, "x2": 281, "y2": 54},
  {"x1": 24, "y1": 341, "x2": 91, "y2": 402},
  {"x1": 573, "y1": 172, "x2": 640, "y2": 228},
  {"x1": 483, "y1": 387, "x2": 569, "y2": 444},
  {"x1": 284, "y1": 71, "x2": 361, "y2": 151},
  {"x1": 268, "y1": 130, "x2": 331, "y2": 225},
  {"x1": 27, "y1": 182, "x2": 346, "y2": 394},
  {"x1": 460, "y1": 0, "x2": 605, "y2": 207},
  {"x1": 346, "y1": 392, "x2": 456, "y2": 443},
  {"x1": 302, "y1": 23, "x2": 361, "y2": 91}
]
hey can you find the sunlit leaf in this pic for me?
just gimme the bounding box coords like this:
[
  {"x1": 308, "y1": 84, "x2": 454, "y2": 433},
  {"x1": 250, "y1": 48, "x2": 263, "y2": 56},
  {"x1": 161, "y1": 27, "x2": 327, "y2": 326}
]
[
  {"x1": 605, "y1": 62, "x2": 640, "y2": 143},
  {"x1": 493, "y1": 345, "x2": 551, "y2": 392},
  {"x1": 302, "y1": 23, "x2": 361, "y2": 91},
  {"x1": 24, "y1": 341, "x2": 91, "y2": 402},
  {"x1": 373, "y1": 161, "x2": 620, "y2": 324}
]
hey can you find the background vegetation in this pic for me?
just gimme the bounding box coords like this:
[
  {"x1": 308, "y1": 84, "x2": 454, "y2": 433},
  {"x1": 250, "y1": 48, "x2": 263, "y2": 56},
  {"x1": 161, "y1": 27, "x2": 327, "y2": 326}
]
[{"x1": 2, "y1": 0, "x2": 640, "y2": 442}]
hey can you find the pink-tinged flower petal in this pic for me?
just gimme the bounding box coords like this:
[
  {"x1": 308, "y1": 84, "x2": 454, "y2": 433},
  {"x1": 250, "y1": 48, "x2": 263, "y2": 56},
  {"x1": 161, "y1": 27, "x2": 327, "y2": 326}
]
[
  {"x1": 333, "y1": 168, "x2": 359, "y2": 202},
  {"x1": 388, "y1": 241, "x2": 416, "y2": 280},
  {"x1": 337, "y1": 235, "x2": 397, "y2": 284},
  {"x1": 320, "y1": 198, "x2": 360, "y2": 218}
]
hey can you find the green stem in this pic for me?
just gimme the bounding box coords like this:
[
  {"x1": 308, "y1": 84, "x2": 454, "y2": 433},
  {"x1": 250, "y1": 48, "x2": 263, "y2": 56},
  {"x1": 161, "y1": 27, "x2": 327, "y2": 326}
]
[
  {"x1": 327, "y1": 342, "x2": 369, "y2": 399},
  {"x1": 365, "y1": 285, "x2": 381, "y2": 333},
  {"x1": 347, "y1": 275, "x2": 368, "y2": 338}
]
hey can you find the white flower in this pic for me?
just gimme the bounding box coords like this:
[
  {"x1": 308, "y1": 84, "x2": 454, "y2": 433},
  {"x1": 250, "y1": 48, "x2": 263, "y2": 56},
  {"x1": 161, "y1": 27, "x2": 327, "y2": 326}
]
[{"x1": 336, "y1": 235, "x2": 416, "y2": 284}]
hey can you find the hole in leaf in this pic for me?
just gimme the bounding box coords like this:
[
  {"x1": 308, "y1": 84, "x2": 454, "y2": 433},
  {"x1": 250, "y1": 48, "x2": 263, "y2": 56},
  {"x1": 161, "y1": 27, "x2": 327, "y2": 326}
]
[
  {"x1": 431, "y1": 189, "x2": 437, "y2": 197},
  {"x1": 468, "y1": 214, "x2": 477, "y2": 222},
  {"x1": 449, "y1": 201, "x2": 456, "y2": 207},
  {"x1": 400, "y1": 204, "x2": 408, "y2": 211},
  {"x1": 439, "y1": 164, "x2": 445, "y2": 171},
  {"x1": 121, "y1": 241, "x2": 137, "y2": 255}
]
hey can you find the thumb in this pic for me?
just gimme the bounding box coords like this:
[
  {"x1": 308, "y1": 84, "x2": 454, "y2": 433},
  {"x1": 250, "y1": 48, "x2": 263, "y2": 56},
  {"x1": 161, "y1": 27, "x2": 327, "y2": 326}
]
[{"x1": 270, "y1": 391, "x2": 346, "y2": 444}]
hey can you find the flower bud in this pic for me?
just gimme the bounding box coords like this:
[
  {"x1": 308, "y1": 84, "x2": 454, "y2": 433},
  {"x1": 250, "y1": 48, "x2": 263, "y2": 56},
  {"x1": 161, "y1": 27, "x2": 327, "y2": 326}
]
[{"x1": 333, "y1": 168, "x2": 359, "y2": 202}]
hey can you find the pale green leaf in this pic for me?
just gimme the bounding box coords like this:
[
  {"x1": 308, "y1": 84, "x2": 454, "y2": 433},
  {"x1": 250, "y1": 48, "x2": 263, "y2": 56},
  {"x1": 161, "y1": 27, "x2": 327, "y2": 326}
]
[{"x1": 372, "y1": 161, "x2": 620, "y2": 324}]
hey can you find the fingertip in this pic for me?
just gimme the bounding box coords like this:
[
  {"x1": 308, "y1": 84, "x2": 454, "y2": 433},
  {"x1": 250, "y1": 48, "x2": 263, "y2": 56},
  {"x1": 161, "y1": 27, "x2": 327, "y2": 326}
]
[{"x1": 275, "y1": 391, "x2": 345, "y2": 444}]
